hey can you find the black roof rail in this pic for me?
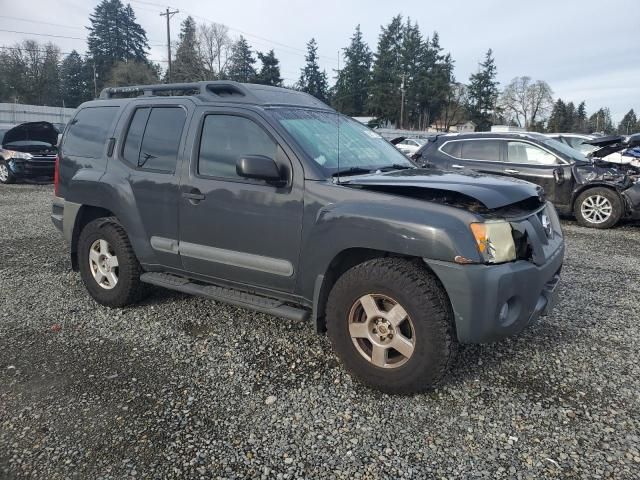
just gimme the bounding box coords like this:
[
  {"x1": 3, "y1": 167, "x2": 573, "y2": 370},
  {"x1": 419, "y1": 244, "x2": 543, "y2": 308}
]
[{"x1": 99, "y1": 82, "x2": 206, "y2": 99}]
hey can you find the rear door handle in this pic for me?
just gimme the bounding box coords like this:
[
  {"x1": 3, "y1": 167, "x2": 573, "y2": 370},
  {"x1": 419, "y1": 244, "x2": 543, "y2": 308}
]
[
  {"x1": 504, "y1": 169, "x2": 520, "y2": 174},
  {"x1": 182, "y1": 190, "x2": 205, "y2": 202},
  {"x1": 451, "y1": 164, "x2": 465, "y2": 169}
]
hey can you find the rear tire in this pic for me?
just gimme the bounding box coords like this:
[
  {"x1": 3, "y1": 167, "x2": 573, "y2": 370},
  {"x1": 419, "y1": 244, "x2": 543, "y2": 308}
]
[
  {"x1": 326, "y1": 257, "x2": 456, "y2": 394},
  {"x1": 0, "y1": 160, "x2": 16, "y2": 184},
  {"x1": 574, "y1": 187, "x2": 622, "y2": 229},
  {"x1": 78, "y1": 217, "x2": 149, "y2": 307}
]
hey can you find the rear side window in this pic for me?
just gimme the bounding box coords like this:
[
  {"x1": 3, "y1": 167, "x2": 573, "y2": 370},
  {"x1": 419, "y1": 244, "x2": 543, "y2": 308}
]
[
  {"x1": 122, "y1": 107, "x2": 186, "y2": 172},
  {"x1": 507, "y1": 141, "x2": 558, "y2": 165},
  {"x1": 440, "y1": 141, "x2": 461, "y2": 158},
  {"x1": 198, "y1": 115, "x2": 278, "y2": 179},
  {"x1": 63, "y1": 107, "x2": 118, "y2": 158},
  {"x1": 460, "y1": 140, "x2": 501, "y2": 161}
]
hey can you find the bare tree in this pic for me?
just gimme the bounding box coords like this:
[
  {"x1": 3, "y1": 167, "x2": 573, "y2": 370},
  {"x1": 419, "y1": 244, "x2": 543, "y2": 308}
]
[
  {"x1": 499, "y1": 76, "x2": 553, "y2": 129},
  {"x1": 198, "y1": 22, "x2": 232, "y2": 79}
]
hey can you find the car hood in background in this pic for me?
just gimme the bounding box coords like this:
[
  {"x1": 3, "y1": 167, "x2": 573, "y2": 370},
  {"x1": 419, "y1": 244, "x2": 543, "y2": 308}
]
[
  {"x1": 586, "y1": 133, "x2": 640, "y2": 158},
  {"x1": 2, "y1": 121, "x2": 59, "y2": 148},
  {"x1": 338, "y1": 168, "x2": 543, "y2": 209}
]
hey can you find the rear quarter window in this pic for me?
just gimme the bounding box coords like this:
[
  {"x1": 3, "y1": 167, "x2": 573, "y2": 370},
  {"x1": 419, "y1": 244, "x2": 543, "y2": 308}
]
[{"x1": 63, "y1": 107, "x2": 119, "y2": 158}]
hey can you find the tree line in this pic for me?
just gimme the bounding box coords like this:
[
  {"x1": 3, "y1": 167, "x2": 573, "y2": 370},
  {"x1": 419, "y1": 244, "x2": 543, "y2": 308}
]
[{"x1": 0, "y1": 0, "x2": 637, "y2": 135}]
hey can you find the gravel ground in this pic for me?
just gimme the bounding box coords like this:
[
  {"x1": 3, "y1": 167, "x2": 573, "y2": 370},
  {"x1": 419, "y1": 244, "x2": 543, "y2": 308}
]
[{"x1": 1, "y1": 183, "x2": 639, "y2": 479}]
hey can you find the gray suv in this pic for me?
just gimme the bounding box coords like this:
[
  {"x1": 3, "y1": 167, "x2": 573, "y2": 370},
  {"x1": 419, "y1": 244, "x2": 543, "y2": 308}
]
[{"x1": 52, "y1": 81, "x2": 564, "y2": 393}]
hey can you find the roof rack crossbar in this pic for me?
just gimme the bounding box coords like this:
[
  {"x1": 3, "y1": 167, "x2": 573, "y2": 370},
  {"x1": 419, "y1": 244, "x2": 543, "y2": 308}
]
[{"x1": 99, "y1": 82, "x2": 206, "y2": 99}]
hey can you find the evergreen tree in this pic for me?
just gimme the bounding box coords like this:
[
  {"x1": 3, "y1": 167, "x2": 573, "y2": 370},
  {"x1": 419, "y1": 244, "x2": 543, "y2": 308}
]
[
  {"x1": 418, "y1": 33, "x2": 454, "y2": 131},
  {"x1": 298, "y1": 38, "x2": 329, "y2": 103},
  {"x1": 564, "y1": 102, "x2": 576, "y2": 131},
  {"x1": 255, "y1": 50, "x2": 282, "y2": 86},
  {"x1": 588, "y1": 107, "x2": 615, "y2": 134},
  {"x1": 467, "y1": 49, "x2": 499, "y2": 131},
  {"x1": 400, "y1": 19, "x2": 423, "y2": 128},
  {"x1": 39, "y1": 43, "x2": 61, "y2": 106},
  {"x1": 368, "y1": 15, "x2": 404, "y2": 126},
  {"x1": 87, "y1": 0, "x2": 149, "y2": 89},
  {"x1": 618, "y1": 109, "x2": 637, "y2": 135},
  {"x1": 172, "y1": 16, "x2": 205, "y2": 82},
  {"x1": 106, "y1": 60, "x2": 159, "y2": 87},
  {"x1": 547, "y1": 99, "x2": 567, "y2": 132},
  {"x1": 227, "y1": 36, "x2": 256, "y2": 83},
  {"x1": 574, "y1": 101, "x2": 588, "y2": 133},
  {"x1": 60, "y1": 50, "x2": 90, "y2": 107},
  {"x1": 332, "y1": 25, "x2": 372, "y2": 116}
]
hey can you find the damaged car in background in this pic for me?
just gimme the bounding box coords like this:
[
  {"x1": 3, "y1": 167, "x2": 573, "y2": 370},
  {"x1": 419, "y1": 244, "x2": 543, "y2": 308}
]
[
  {"x1": 0, "y1": 121, "x2": 60, "y2": 184},
  {"x1": 585, "y1": 133, "x2": 640, "y2": 173},
  {"x1": 414, "y1": 132, "x2": 640, "y2": 229}
]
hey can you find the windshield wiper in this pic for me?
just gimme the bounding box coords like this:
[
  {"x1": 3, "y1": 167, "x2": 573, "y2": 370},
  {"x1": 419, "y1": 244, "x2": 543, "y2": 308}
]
[
  {"x1": 331, "y1": 167, "x2": 372, "y2": 177},
  {"x1": 376, "y1": 164, "x2": 416, "y2": 172}
]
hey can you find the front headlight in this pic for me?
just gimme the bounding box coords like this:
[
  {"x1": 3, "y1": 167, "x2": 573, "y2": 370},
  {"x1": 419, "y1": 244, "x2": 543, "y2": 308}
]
[
  {"x1": 469, "y1": 220, "x2": 516, "y2": 264},
  {"x1": 2, "y1": 149, "x2": 33, "y2": 160}
]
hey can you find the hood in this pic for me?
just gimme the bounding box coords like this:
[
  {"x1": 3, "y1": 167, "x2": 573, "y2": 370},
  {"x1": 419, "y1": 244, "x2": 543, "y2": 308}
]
[
  {"x1": 586, "y1": 133, "x2": 640, "y2": 158},
  {"x1": 2, "y1": 122, "x2": 59, "y2": 147},
  {"x1": 338, "y1": 168, "x2": 544, "y2": 210}
]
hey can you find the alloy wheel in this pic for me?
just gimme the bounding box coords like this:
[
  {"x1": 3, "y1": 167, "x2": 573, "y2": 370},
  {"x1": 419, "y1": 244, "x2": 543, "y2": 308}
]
[
  {"x1": 348, "y1": 293, "x2": 416, "y2": 368},
  {"x1": 581, "y1": 195, "x2": 612, "y2": 224},
  {"x1": 0, "y1": 163, "x2": 9, "y2": 182},
  {"x1": 89, "y1": 239, "x2": 119, "y2": 290}
]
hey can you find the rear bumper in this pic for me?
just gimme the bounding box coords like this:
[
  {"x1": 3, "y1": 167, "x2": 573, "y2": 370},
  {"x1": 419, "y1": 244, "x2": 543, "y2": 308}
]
[
  {"x1": 425, "y1": 244, "x2": 564, "y2": 344},
  {"x1": 51, "y1": 195, "x2": 64, "y2": 233},
  {"x1": 7, "y1": 157, "x2": 55, "y2": 179}
]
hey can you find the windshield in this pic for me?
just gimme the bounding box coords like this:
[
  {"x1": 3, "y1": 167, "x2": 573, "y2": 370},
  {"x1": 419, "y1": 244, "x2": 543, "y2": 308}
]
[
  {"x1": 541, "y1": 137, "x2": 589, "y2": 163},
  {"x1": 270, "y1": 108, "x2": 413, "y2": 173}
]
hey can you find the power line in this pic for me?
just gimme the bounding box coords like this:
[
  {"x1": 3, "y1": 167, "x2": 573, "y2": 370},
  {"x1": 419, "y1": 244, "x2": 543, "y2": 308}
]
[
  {"x1": 0, "y1": 28, "x2": 166, "y2": 47},
  {"x1": 127, "y1": 0, "x2": 339, "y2": 64},
  {"x1": 0, "y1": 45, "x2": 169, "y2": 63}
]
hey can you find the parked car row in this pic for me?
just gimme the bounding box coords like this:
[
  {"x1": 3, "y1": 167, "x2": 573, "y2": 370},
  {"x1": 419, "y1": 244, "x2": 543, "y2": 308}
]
[{"x1": 412, "y1": 132, "x2": 640, "y2": 229}]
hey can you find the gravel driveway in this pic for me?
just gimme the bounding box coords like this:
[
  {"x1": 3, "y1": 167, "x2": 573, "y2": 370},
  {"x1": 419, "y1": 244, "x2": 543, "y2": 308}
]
[{"x1": 1, "y1": 183, "x2": 639, "y2": 479}]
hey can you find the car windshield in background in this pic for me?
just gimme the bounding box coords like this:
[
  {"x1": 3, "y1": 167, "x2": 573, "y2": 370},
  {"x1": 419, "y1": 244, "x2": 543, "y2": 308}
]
[
  {"x1": 270, "y1": 108, "x2": 413, "y2": 173},
  {"x1": 541, "y1": 137, "x2": 589, "y2": 163}
]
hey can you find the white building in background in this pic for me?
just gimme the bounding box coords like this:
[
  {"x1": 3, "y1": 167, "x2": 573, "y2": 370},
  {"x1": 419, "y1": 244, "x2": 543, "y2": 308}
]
[{"x1": 491, "y1": 125, "x2": 526, "y2": 132}]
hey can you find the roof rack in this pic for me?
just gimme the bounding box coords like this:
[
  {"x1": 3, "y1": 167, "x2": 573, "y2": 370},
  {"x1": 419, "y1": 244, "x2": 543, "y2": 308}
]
[
  {"x1": 99, "y1": 82, "x2": 206, "y2": 99},
  {"x1": 98, "y1": 81, "x2": 252, "y2": 100}
]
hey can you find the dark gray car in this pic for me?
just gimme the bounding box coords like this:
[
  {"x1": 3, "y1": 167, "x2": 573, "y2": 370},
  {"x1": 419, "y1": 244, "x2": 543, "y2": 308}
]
[{"x1": 52, "y1": 81, "x2": 564, "y2": 393}]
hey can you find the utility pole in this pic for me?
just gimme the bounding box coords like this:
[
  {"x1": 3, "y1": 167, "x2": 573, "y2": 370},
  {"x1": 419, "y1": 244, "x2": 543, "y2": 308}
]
[
  {"x1": 160, "y1": 7, "x2": 179, "y2": 82},
  {"x1": 399, "y1": 73, "x2": 406, "y2": 130},
  {"x1": 92, "y1": 62, "x2": 98, "y2": 98}
]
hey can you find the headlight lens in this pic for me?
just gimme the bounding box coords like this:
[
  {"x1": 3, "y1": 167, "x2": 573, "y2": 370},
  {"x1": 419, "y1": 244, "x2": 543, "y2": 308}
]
[
  {"x1": 470, "y1": 221, "x2": 516, "y2": 264},
  {"x1": 3, "y1": 149, "x2": 33, "y2": 160}
]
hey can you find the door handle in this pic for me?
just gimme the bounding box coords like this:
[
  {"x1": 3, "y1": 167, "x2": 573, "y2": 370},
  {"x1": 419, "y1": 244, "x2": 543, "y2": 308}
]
[
  {"x1": 182, "y1": 190, "x2": 205, "y2": 202},
  {"x1": 504, "y1": 169, "x2": 520, "y2": 174},
  {"x1": 451, "y1": 164, "x2": 465, "y2": 169}
]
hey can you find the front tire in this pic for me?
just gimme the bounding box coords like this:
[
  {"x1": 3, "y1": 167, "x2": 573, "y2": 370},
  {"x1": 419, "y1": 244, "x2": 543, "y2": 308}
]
[
  {"x1": 326, "y1": 258, "x2": 456, "y2": 394},
  {"x1": 0, "y1": 160, "x2": 16, "y2": 184},
  {"x1": 574, "y1": 187, "x2": 622, "y2": 229},
  {"x1": 78, "y1": 217, "x2": 148, "y2": 307}
]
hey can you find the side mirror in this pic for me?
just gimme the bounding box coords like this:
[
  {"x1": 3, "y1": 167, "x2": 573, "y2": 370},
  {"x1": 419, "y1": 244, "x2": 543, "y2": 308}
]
[{"x1": 236, "y1": 155, "x2": 284, "y2": 185}]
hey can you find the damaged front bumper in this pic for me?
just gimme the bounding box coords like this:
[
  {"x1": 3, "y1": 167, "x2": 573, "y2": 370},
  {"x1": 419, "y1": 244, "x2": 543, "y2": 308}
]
[
  {"x1": 425, "y1": 245, "x2": 564, "y2": 344},
  {"x1": 6, "y1": 156, "x2": 56, "y2": 179},
  {"x1": 622, "y1": 183, "x2": 640, "y2": 218}
]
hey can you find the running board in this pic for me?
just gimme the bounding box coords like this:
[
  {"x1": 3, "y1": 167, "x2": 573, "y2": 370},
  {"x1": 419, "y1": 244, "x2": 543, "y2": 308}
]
[{"x1": 140, "y1": 272, "x2": 310, "y2": 322}]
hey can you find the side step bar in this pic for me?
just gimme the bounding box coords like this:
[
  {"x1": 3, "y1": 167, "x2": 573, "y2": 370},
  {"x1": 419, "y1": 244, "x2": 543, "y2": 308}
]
[{"x1": 140, "y1": 272, "x2": 310, "y2": 322}]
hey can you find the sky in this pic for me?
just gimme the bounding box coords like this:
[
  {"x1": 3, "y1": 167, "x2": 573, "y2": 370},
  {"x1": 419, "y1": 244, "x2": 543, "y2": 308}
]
[{"x1": 0, "y1": 0, "x2": 638, "y2": 122}]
